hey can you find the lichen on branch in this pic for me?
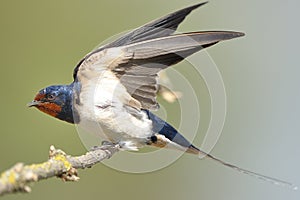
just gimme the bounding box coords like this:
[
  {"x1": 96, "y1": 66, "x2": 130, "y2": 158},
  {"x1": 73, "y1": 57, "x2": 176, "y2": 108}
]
[{"x1": 0, "y1": 143, "x2": 120, "y2": 196}]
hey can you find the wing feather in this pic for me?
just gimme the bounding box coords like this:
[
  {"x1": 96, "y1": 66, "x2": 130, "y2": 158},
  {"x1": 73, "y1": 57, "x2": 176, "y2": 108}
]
[
  {"x1": 96, "y1": 2, "x2": 208, "y2": 49},
  {"x1": 110, "y1": 31, "x2": 244, "y2": 109},
  {"x1": 73, "y1": 2, "x2": 207, "y2": 80},
  {"x1": 74, "y1": 3, "x2": 245, "y2": 110}
]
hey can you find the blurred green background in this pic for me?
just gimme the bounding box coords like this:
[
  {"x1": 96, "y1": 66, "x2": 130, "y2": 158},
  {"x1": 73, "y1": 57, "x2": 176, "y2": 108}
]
[{"x1": 0, "y1": 0, "x2": 299, "y2": 199}]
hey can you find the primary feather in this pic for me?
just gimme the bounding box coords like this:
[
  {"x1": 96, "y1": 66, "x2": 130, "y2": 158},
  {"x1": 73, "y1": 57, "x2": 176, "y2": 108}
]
[{"x1": 73, "y1": 2, "x2": 208, "y2": 80}]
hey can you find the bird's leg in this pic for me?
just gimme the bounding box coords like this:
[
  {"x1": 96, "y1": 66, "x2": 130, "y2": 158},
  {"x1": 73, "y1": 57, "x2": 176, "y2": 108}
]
[
  {"x1": 89, "y1": 141, "x2": 116, "y2": 151},
  {"x1": 101, "y1": 140, "x2": 114, "y2": 146},
  {"x1": 88, "y1": 141, "x2": 120, "y2": 159}
]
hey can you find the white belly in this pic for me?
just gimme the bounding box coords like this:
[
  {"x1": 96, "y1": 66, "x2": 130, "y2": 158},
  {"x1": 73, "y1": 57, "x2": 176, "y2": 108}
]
[{"x1": 75, "y1": 70, "x2": 153, "y2": 149}]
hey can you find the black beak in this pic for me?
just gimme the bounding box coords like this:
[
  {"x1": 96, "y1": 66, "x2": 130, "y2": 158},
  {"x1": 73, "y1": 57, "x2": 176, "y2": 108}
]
[{"x1": 27, "y1": 100, "x2": 40, "y2": 107}]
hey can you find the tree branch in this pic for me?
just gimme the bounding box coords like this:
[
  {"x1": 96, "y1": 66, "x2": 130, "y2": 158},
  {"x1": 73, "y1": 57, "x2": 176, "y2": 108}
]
[{"x1": 0, "y1": 143, "x2": 120, "y2": 196}]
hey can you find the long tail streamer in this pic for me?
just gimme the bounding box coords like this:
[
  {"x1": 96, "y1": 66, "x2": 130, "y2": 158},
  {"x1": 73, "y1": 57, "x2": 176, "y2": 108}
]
[{"x1": 197, "y1": 149, "x2": 297, "y2": 190}]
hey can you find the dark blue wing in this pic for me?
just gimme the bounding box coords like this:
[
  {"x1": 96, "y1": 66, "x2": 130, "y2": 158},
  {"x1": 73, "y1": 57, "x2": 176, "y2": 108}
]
[{"x1": 73, "y1": 2, "x2": 208, "y2": 80}]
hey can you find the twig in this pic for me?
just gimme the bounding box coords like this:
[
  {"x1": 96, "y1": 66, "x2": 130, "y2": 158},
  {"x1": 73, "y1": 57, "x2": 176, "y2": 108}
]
[{"x1": 0, "y1": 143, "x2": 120, "y2": 196}]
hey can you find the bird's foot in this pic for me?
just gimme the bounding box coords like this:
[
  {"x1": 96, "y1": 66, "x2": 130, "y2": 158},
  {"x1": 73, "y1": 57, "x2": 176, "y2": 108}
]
[
  {"x1": 89, "y1": 141, "x2": 116, "y2": 151},
  {"x1": 89, "y1": 140, "x2": 139, "y2": 152},
  {"x1": 101, "y1": 140, "x2": 115, "y2": 146},
  {"x1": 89, "y1": 141, "x2": 120, "y2": 159}
]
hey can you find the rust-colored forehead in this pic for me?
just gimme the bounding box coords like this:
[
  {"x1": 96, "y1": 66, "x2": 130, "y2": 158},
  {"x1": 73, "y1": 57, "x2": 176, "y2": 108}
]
[{"x1": 34, "y1": 92, "x2": 46, "y2": 101}]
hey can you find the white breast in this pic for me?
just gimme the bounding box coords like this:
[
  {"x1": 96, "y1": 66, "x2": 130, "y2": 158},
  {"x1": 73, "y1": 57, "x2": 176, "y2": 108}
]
[{"x1": 75, "y1": 70, "x2": 153, "y2": 149}]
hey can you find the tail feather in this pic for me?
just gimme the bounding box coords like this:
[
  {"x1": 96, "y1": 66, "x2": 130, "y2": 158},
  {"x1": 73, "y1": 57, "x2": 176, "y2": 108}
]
[
  {"x1": 187, "y1": 145, "x2": 297, "y2": 190},
  {"x1": 145, "y1": 110, "x2": 296, "y2": 190}
]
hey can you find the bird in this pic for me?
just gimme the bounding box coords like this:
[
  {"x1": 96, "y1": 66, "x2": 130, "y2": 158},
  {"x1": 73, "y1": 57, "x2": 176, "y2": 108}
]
[{"x1": 28, "y1": 2, "x2": 295, "y2": 189}]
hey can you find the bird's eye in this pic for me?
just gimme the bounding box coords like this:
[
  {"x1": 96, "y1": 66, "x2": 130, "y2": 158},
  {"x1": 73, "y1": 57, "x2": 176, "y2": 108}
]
[{"x1": 47, "y1": 94, "x2": 56, "y2": 100}]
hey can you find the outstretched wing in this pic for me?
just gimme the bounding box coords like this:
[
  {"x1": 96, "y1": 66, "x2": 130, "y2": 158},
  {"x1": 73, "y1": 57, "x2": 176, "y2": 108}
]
[
  {"x1": 115, "y1": 31, "x2": 244, "y2": 109},
  {"x1": 73, "y1": 2, "x2": 208, "y2": 80},
  {"x1": 75, "y1": 31, "x2": 244, "y2": 110}
]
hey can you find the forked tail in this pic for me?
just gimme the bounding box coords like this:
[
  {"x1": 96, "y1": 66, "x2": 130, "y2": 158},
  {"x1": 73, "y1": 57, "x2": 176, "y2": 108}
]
[
  {"x1": 187, "y1": 145, "x2": 297, "y2": 190},
  {"x1": 145, "y1": 110, "x2": 297, "y2": 190}
]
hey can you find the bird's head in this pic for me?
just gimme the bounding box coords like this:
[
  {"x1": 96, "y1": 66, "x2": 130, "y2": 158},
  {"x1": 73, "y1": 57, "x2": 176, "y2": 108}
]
[{"x1": 28, "y1": 85, "x2": 75, "y2": 123}]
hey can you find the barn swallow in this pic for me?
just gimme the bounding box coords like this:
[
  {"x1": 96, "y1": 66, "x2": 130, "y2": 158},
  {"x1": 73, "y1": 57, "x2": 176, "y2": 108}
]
[{"x1": 28, "y1": 2, "x2": 294, "y2": 188}]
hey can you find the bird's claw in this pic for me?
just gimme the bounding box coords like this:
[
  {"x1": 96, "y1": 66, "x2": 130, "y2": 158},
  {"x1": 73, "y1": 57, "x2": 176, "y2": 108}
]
[
  {"x1": 101, "y1": 141, "x2": 114, "y2": 146},
  {"x1": 89, "y1": 141, "x2": 116, "y2": 152}
]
